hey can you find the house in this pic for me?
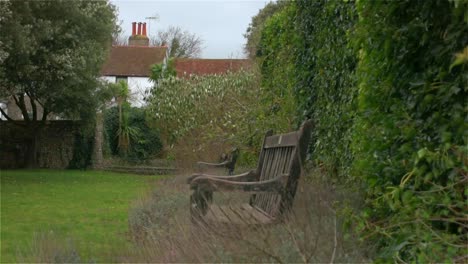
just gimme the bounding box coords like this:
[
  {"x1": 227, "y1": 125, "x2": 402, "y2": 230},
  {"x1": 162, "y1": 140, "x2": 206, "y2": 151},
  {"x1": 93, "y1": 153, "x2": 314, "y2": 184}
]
[
  {"x1": 174, "y1": 58, "x2": 251, "y2": 78},
  {"x1": 1, "y1": 22, "x2": 251, "y2": 120},
  {"x1": 0, "y1": 22, "x2": 168, "y2": 120},
  {"x1": 100, "y1": 22, "x2": 169, "y2": 107}
]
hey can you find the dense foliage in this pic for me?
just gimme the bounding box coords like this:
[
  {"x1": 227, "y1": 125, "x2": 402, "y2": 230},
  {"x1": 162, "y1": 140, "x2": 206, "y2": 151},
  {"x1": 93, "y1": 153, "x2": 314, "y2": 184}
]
[
  {"x1": 0, "y1": 1, "x2": 117, "y2": 121},
  {"x1": 352, "y1": 0, "x2": 467, "y2": 261},
  {"x1": 257, "y1": 4, "x2": 299, "y2": 133},
  {"x1": 68, "y1": 130, "x2": 94, "y2": 169},
  {"x1": 150, "y1": 58, "x2": 177, "y2": 83},
  {"x1": 146, "y1": 70, "x2": 291, "y2": 166},
  {"x1": 244, "y1": 1, "x2": 286, "y2": 58},
  {"x1": 294, "y1": 0, "x2": 357, "y2": 179},
  {"x1": 251, "y1": 0, "x2": 467, "y2": 261},
  {"x1": 0, "y1": 0, "x2": 117, "y2": 167},
  {"x1": 104, "y1": 106, "x2": 163, "y2": 162}
]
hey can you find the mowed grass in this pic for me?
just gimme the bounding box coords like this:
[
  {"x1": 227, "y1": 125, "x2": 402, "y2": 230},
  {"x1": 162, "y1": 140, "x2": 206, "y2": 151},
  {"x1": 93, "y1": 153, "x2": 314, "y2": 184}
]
[{"x1": 0, "y1": 169, "x2": 160, "y2": 263}]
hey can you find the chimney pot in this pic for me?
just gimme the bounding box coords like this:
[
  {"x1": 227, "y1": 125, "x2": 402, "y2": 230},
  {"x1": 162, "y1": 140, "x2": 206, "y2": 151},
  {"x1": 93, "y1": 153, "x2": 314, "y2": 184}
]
[
  {"x1": 142, "y1": 22, "x2": 147, "y2": 36},
  {"x1": 137, "y1": 22, "x2": 142, "y2": 35},
  {"x1": 131, "y1": 22, "x2": 136, "y2": 36}
]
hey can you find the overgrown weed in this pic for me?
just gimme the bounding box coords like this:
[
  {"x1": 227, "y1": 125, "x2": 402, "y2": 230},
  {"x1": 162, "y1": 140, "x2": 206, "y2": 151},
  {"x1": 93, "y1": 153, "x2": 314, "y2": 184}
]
[
  {"x1": 16, "y1": 232, "x2": 85, "y2": 263},
  {"x1": 123, "y1": 169, "x2": 368, "y2": 262}
]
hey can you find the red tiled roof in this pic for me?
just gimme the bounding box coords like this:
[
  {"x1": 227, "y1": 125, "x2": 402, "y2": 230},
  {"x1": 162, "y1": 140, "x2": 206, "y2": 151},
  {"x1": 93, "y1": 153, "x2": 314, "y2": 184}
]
[
  {"x1": 174, "y1": 59, "x2": 251, "y2": 78},
  {"x1": 101, "y1": 46, "x2": 167, "y2": 77}
]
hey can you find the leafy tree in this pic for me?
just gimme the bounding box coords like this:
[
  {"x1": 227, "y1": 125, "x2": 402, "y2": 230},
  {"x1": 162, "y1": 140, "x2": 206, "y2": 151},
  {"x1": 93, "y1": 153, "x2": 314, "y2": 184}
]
[
  {"x1": 149, "y1": 58, "x2": 177, "y2": 83},
  {"x1": 151, "y1": 25, "x2": 204, "y2": 58},
  {"x1": 243, "y1": 1, "x2": 286, "y2": 58},
  {"x1": 0, "y1": 0, "x2": 117, "y2": 167}
]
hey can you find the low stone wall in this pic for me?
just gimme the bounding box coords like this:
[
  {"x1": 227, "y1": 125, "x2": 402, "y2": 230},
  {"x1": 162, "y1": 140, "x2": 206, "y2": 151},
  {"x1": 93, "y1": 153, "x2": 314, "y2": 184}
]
[{"x1": 0, "y1": 121, "x2": 81, "y2": 169}]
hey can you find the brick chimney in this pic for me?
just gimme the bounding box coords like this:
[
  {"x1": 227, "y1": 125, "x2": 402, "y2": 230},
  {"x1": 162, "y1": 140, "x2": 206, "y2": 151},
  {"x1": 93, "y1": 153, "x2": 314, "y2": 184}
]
[{"x1": 128, "y1": 21, "x2": 149, "y2": 46}]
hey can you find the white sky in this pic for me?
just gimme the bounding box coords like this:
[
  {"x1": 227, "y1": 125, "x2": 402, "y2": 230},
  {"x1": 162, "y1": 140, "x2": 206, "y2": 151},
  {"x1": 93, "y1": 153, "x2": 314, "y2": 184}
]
[{"x1": 111, "y1": 0, "x2": 268, "y2": 58}]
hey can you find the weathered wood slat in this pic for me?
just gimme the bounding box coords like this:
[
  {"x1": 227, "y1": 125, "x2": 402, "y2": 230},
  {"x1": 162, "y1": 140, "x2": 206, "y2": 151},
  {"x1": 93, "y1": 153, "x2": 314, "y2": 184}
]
[
  {"x1": 264, "y1": 131, "x2": 300, "y2": 149},
  {"x1": 204, "y1": 204, "x2": 273, "y2": 225}
]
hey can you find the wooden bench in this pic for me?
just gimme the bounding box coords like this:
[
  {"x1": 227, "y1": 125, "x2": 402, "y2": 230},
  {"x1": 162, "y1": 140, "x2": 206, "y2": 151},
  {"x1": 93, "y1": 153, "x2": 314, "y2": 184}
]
[{"x1": 188, "y1": 120, "x2": 313, "y2": 225}]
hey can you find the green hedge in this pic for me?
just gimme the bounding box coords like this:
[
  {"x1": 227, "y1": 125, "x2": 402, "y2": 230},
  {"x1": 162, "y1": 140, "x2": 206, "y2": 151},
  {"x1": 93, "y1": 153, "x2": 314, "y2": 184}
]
[
  {"x1": 255, "y1": 0, "x2": 467, "y2": 261},
  {"x1": 295, "y1": 0, "x2": 357, "y2": 179},
  {"x1": 257, "y1": 3, "x2": 299, "y2": 132},
  {"x1": 353, "y1": 0, "x2": 467, "y2": 261}
]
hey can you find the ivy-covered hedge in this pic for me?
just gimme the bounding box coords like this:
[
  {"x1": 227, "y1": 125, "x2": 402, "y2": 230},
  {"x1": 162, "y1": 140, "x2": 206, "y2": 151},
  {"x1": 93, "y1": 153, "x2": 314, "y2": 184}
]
[
  {"x1": 257, "y1": 3, "x2": 299, "y2": 130},
  {"x1": 254, "y1": 0, "x2": 467, "y2": 261},
  {"x1": 294, "y1": 0, "x2": 357, "y2": 179},
  {"x1": 353, "y1": 0, "x2": 467, "y2": 261}
]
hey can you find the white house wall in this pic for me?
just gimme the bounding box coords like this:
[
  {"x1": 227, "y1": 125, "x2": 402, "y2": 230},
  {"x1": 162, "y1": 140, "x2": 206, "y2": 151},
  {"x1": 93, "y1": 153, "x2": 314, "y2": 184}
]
[
  {"x1": 100, "y1": 76, "x2": 153, "y2": 107},
  {"x1": 100, "y1": 76, "x2": 116, "y2": 83},
  {"x1": 127, "y1": 77, "x2": 153, "y2": 107}
]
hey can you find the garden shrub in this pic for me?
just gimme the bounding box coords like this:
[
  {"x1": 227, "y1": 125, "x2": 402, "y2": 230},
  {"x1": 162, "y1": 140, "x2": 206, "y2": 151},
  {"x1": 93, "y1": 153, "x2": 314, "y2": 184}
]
[
  {"x1": 252, "y1": 0, "x2": 467, "y2": 261},
  {"x1": 352, "y1": 0, "x2": 468, "y2": 261},
  {"x1": 146, "y1": 70, "x2": 286, "y2": 167},
  {"x1": 104, "y1": 106, "x2": 163, "y2": 162},
  {"x1": 68, "y1": 120, "x2": 95, "y2": 169},
  {"x1": 68, "y1": 131, "x2": 94, "y2": 169}
]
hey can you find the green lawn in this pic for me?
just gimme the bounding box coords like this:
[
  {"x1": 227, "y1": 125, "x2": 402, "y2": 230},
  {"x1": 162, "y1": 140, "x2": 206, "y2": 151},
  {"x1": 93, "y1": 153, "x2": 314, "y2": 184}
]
[{"x1": 0, "y1": 170, "x2": 159, "y2": 263}]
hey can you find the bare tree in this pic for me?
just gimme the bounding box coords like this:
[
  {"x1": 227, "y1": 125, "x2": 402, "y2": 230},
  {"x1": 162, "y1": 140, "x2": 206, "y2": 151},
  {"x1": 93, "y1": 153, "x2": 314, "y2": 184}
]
[
  {"x1": 112, "y1": 19, "x2": 129, "y2": 46},
  {"x1": 151, "y1": 26, "x2": 204, "y2": 58}
]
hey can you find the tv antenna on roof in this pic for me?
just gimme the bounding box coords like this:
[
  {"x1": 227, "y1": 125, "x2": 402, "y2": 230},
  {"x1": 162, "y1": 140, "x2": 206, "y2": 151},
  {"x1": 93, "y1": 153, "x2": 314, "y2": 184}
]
[{"x1": 145, "y1": 14, "x2": 159, "y2": 37}]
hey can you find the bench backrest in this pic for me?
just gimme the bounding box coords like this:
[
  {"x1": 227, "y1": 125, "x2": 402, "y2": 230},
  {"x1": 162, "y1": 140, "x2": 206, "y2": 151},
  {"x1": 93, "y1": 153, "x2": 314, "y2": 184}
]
[{"x1": 250, "y1": 120, "x2": 313, "y2": 219}]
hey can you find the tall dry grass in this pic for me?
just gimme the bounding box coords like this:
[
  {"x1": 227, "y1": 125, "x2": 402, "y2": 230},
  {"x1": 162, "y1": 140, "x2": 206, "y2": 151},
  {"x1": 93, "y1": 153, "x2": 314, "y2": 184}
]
[
  {"x1": 16, "y1": 232, "x2": 83, "y2": 263},
  {"x1": 122, "y1": 169, "x2": 368, "y2": 263}
]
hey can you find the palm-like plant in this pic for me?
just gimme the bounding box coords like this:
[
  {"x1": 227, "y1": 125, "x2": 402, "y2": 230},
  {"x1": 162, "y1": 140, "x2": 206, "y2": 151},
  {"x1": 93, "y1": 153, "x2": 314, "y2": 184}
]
[{"x1": 110, "y1": 81, "x2": 139, "y2": 155}]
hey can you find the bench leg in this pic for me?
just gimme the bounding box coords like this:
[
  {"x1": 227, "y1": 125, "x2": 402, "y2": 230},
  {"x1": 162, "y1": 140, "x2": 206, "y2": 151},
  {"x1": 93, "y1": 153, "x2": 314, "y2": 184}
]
[{"x1": 190, "y1": 188, "x2": 212, "y2": 223}]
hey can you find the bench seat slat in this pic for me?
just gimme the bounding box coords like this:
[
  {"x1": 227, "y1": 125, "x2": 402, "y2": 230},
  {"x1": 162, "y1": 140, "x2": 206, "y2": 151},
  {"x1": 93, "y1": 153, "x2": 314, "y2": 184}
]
[{"x1": 204, "y1": 204, "x2": 273, "y2": 225}]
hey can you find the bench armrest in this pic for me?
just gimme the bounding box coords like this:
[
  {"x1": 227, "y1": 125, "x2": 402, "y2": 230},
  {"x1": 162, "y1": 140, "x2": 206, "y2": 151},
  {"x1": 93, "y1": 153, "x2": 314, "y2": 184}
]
[
  {"x1": 197, "y1": 160, "x2": 230, "y2": 168},
  {"x1": 187, "y1": 170, "x2": 257, "y2": 184},
  {"x1": 190, "y1": 173, "x2": 288, "y2": 193}
]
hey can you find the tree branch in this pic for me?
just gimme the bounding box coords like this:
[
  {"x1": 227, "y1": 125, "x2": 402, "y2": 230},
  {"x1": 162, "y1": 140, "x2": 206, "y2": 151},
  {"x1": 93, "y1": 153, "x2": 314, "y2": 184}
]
[
  {"x1": 0, "y1": 106, "x2": 14, "y2": 122},
  {"x1": 0, "y1": 106, "x2": 27, "y2": 127},
  {"x1": 27, "y1": 92, "x2": 38, "y2": 121},
  {"x1": 15, "y1": 94, "x2": 30, "y2": 121}
]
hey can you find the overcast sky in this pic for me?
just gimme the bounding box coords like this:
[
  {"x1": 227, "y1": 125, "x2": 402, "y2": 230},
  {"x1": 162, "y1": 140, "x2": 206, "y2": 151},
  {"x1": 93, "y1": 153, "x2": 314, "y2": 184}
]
[{"x1": 111, "y1": 0, "x2": 268, "y2": 58}]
